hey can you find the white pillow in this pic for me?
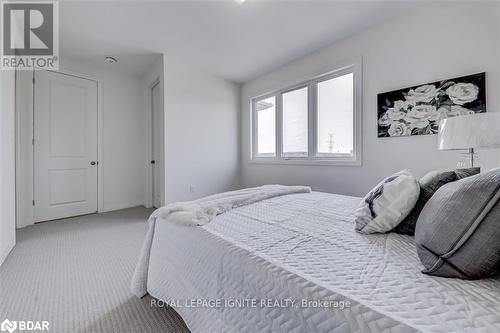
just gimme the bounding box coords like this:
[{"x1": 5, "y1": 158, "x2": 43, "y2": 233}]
[{"x1": 355, "y1": 170, "x2": 420, "y2": 234}]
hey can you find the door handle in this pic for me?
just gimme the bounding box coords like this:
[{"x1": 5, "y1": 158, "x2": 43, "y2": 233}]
[{"x1": 90, "y1": 161, "x2": 97, "y2": 166}]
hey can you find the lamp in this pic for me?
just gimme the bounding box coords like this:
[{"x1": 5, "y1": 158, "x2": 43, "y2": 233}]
[{"x1": 438, "y1": 112, "x2": 500, "y2": 168}]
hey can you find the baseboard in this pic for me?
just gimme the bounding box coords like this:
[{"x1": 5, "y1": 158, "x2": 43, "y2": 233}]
[
  {"x1": 16, "y1": 219, "x2": 34, "y2": 229},
  {"x1": 100, "y1": 201, "x2": 146, "y2": 213},
  {"x1": 0, "y1": 239, "x2": 15, "y2": 267}
]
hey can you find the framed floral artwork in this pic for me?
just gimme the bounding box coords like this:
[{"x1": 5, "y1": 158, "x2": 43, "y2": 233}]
[{"x1": 377, "y1": 72, "x2": 486, "y2": 137}]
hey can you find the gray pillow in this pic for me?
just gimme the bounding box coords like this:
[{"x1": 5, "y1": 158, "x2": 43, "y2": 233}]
[
  {"x1": 455, "y1": 167, "x2": 481, "y2": 180},
  {"x1": 415, "y1": 168, "x2": 500, "y2": 279},
  {"x1": 393, "y1": 167, "x2": 480, "y2": 235}
]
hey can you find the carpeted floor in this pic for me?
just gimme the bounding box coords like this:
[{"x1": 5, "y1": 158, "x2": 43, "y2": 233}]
[{"x1": 0, "y1": 207, "x2": 190, "y2": 333}]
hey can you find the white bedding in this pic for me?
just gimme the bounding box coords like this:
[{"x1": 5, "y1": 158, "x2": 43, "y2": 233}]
[
  {"x1": 150, "y1": 184, "x2": 310, "y2": 226},
  {"x1": 136, "y1": 192, "x2": 500, "y2": 333}
]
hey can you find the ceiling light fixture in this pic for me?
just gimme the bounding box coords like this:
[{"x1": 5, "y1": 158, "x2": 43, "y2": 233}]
[
  {"x1": 234, "y1": 0, "x2": 246, "y2": 4},
  {"x1": 105, "y1": 56, "x2": 118, "y2": 64}
]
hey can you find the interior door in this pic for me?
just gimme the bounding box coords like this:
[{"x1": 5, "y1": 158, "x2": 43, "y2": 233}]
[
  {"x1": 151, "y1": 81, "x2": 162, "y2": 208},
  {"x1": 34, "y1": 70, "x2": 98, "y2": 222}
]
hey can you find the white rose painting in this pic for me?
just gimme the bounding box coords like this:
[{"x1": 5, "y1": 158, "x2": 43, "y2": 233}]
[{"x1": 377, "y1": 72, "x2": 486, "y2": 137}]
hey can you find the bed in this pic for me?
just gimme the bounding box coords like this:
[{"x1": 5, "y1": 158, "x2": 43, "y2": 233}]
[{"x1": 133, "y1": 191, "x2": 500, "y2": 333}]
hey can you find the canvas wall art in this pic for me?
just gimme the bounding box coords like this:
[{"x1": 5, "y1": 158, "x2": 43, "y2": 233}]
[{"x1": 377, "y1": 72, "x2": 486, "y2": 137}]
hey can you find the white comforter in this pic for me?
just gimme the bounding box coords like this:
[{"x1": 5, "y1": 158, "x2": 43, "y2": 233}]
[
  {"x1": 150, "y1": 184, "x2": 311, "y2": 226},
  {"x1": 132, "y1": 191, "x2": 500, "y2": 333},
  {"x1": 131, "y1": 185, "x2": 310, "y2": 296}
]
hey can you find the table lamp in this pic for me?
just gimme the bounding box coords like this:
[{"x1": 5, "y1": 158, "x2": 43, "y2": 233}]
[{"x1": 438, "y1": 112, "x2": 500, "y2": 168}]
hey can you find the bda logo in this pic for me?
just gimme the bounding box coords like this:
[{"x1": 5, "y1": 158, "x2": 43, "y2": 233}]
[
  {"x1": 0, "y1": 319, "x2": 49, "y2": 332},
  {"x1": 0, "y1": 319, "x2": 16, "y2": 333}
]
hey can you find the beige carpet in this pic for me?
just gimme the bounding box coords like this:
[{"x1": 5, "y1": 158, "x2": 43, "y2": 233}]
[{"x1": 0, "y1": 207, "x2": 190, "y2": 333}]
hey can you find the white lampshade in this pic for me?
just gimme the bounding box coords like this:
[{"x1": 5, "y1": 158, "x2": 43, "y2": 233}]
[{"x1": 438, "y1": 112, "x2": 500, "y2": 150}]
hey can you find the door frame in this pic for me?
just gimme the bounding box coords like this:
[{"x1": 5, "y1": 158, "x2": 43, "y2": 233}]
[
  {"x1": 15, "y1": 68, "x2": 103, "y2": 227},
  {"x1": 145, "y1": 77, "x2": 163, "y2": 208}
]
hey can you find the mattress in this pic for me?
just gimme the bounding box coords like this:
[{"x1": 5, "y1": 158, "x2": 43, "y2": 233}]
[{"x1": 145, "y1": 192, "x2": 500, "y2": 333}]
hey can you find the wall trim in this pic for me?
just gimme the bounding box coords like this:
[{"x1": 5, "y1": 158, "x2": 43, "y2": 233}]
[
  {"x1": 145, "y1": 77, "x2": 162, "y2": 208},
  {"x1": 99, "y1": 202, "x2": 146, "y2": 213},
  {"x1": 0, "y1": 239, "x2": 15, "y2": 267}
]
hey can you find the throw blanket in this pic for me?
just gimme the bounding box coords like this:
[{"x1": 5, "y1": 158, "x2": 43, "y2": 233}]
[
  {"x1": 131, "y1": 184, "x2": 311, "y2": 297},
  {"x1": 150, "y1": 184, "x2": 311, "y2": 226}
]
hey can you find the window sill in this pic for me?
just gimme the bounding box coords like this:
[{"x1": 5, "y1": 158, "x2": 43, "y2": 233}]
[{"x1": 249, "y1": 158, "x2": 362, "y2": 167}]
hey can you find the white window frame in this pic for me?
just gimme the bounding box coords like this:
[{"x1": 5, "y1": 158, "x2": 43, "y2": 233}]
[
  {"x1": 252, "y1": 94, "x2": 277, "y2": 157},
  {"x1": 251, "y1": 59, "x2": 362, "y2": 166}
]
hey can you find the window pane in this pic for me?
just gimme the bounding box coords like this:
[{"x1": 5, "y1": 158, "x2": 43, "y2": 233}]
[
  {"x1": 282, "y1": 87, "x2": 308, "y2": 156},
  {"x1": 317, "y1": 73, "x2": 354, "y2": 155},
  {"x1": 256, "y1": 96, "x2": 276, "y2": 155}
]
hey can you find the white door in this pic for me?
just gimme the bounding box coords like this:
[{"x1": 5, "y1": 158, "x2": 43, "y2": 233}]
[
  {"x1": 151, "y1": 81, "x2": 162, "y2": 208},
  {"x1": 34, "y1": 71, "x2": 98, "y2": 222}
]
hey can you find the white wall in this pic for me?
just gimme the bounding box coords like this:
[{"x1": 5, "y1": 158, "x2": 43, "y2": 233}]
[
  {"x1": 163, "y1": 54, "x2": 240, "y2": 203},
  {"x1": 57, "y1": 58, "x2": 149, "y2": 212},
  {"x1": 241, "y1": 2, "x2": 500, "y2": 197},
  {"x1": 16, "y1": 57, "x2": 151, "y2": 227},
  {"x1": 0, "y1": 69, "x2": 16, "y2": 265},
  {"x1": 15, "y1": 52, "x2": 241, "y2": 225},
  {"x1": 498, "y1": 1, "x2": 500, "y2": 166}
]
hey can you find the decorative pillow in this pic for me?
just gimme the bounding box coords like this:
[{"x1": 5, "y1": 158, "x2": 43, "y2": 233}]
[
  {"x1": 355, "y1": 170, "x2": 420, "y2": 234},
  {"x1": 415, "y1": 168, "x2": 500, "y2": 279},
  {"x1": 393, "y1": 167, "x2": 480, "y2": 235},
  {"x1": 455, "y1": 167, "x2": 481, "y2": 179}
]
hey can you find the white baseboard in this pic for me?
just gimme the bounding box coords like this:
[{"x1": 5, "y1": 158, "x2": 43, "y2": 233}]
[
  {"x1": 16, "y1": 219, "x2": 33, "y2": 229},
  {"x1": 16, "y1": 202, "x2": 146, "y2": 228},
  {"x1": 100, "y1": 201, "x2": 146, "y2": 213},
  {"x1": 0, "y1": 239, "x2": 15, "y2": 267}
]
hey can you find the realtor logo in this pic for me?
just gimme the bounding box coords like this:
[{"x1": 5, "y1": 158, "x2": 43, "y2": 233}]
[
  {"x1": 1, "y1": 0, "x2": 58, "y2": 69},
  {"x1": 0, "y1": 319, "x2": 16, "y2": 333}
]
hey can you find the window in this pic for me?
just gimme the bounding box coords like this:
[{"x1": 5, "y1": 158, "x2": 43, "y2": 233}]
[
  {"x1": 251, "y1": 61, "x2": 361, "y2": 165},
  {"x1": 255, "y1": 96, "x2": 276, "y2": 156},
  {"x1": 282, "y1": 87, "x2": 308, "y2": 157},
  {"x1": 317, "y1": 73, "x2": 353, "y2": 156}
]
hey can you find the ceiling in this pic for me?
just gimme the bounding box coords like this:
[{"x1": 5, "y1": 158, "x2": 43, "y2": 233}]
[{"x1": 59, "y1": 0, "x2": 419, "y2": 82}]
